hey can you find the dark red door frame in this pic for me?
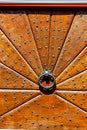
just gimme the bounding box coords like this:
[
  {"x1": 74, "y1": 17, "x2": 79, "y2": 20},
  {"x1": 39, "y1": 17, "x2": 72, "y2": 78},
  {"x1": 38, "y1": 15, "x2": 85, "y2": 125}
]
[{"x1": 0, "y1": 3, "x2": 87, "y2": 7}]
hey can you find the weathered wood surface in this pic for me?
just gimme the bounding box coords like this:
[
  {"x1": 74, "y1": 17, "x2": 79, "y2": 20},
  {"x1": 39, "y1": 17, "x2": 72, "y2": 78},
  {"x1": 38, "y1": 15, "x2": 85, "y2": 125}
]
[{"x1": 0, "y1": 10, "x2": 87, "y2": 129}]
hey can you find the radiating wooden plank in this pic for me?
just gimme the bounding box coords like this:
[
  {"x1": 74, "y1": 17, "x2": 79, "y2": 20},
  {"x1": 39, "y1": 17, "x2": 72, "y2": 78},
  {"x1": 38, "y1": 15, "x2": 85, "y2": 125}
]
[
  {"x1": 0, "y1": 11, "x2": 43, "y2": 75},
  {"x1": 56, "y1": 47, "x2": 87, "y2": 84},
  {"x1": 0, "y1": 63, "x2": 38, "y2": 89},
  {"x1": 28, "y1": 11, "x2": 50, "y2": 69},
  {"x1": 0, "y1": 90, "x2": 40, "y2": 115},
  {"x1": 53, "y1": 12, "x2": 87, "y2": 77},
  {"x1": 56, "y1": 91, "x2": 87, "y2": 111},
  {"x1": 48, "y1": 11, "x2": 74, "y2": 70},
  {"x1": 56, "y1": 71, "x2": 87, "y2": 90},
  {"x1": 0, "y1": 94, "x2": 87, "y2": 129},
  {"x1": 0, "y1": 30, "x2": 37, "y2": 83}
]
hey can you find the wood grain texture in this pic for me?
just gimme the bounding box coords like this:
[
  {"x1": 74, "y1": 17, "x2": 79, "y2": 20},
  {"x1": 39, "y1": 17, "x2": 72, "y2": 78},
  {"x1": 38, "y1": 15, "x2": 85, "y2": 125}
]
[
  {"x1": 56, "y1": 71, "x2": 87, "y2": 90},
  {"x1": 0, "y1": 30, "x2": 38, "y2": 83},
  {"x1": 48, "y1": 11, "x2": 74, "y2": 70},
  {"x1": 56, "y1": 47, "x2": 87, "y2": 84},
  {"x1": 0, "y1": 94, "x2": 87, "y2": 129},
  {"x1": 0, "y1": 63, "x2": 38, "y2": 89},
  {"x1": 53, "y1": 12, "x2": 87, "y2": 77},
  {"x1": 0, "y1": 90, "x2": 40, "y2": 115},
  {"x1": 0, "y1": 10, "x2": 87, "y2": 129},
  {"x1": 0, "y1": 11, "x2": 43, "y2": 75},
  {"x1": 56, "y1": 91, "x2": 87, "y2": 111},
  {"x1": 28, "y1": 11, "x2": 50, "y2": 69}
]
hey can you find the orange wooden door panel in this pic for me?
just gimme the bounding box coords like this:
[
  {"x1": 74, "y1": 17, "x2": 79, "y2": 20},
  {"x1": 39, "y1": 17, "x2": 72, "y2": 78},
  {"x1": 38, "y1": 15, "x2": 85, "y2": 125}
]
[
  {"x1": 28, "y1": 11, "x2": 50, "y2": 69},
  {"x1": 0, "y1": 9, "x2": 87, "y2": 129},
  {"x1": 0, "y1": 11, "x2": 43, "y2": 75},
  {"x1": 53, "y1": 12, "x2": 87, "y2": 77},
  {"x1": 48, "y1": 11, "x2": 74, "y2": 71}
]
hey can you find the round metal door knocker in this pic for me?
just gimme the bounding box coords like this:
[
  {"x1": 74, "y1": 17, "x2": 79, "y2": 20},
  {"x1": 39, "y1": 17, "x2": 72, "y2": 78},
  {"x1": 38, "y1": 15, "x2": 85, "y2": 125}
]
[{"x1": 38, "y1": 69, "x2": 56, "y2": 94}]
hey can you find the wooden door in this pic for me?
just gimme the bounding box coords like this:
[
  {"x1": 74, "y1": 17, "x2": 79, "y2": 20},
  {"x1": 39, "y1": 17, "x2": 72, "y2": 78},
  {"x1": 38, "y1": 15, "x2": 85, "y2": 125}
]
[{"x1": 0, "y1": 9, "x2": 87, "y2": 129}]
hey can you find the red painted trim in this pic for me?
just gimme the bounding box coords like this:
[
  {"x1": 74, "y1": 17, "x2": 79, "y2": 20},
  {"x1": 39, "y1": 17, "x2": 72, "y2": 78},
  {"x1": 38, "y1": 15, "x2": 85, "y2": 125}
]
[{"x1": 0, "y1": 3, "x2": 87, "y2": 7}]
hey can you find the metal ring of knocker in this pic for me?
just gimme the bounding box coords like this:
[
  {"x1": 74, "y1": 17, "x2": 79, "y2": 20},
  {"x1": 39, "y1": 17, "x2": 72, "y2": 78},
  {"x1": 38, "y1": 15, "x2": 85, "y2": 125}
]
[{"x1": 38, "y1": 69, "x2": 56, "y2": 94}]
